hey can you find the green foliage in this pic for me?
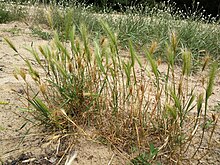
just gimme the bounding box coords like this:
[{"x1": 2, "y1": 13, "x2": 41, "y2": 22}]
[
  {"x1": 31, "y1": 27, "x2": 52, "y2": 40},
  {"x1": 46, "y1": 5, "x2": 102, "y2": 39},
  {"x1": 0, "y1": 4, "x2": 10, "y2": 23},
  {"x1": 1, "y1": 1, "x2": 219, "y2": 63},
  {"x1": 0, "y1": 2, "x2": 27, "y2": 23},
  {"x1": 41, "y1": 3, "x2": 219, "y2": 66},
  {"x1": 131, "y1": 143, "x2": 159, "y2": 165}
]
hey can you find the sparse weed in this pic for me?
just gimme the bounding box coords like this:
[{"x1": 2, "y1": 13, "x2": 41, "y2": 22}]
[
  {"x1": 3, "y1": 27, "x2": 22, "y2": 35},
  {"x1": 31, "y1": 27, "x2": 52, "y2": 40},
  {"x1": 131, "y1": 143, "x2": 160, "y2": 165},
  {"x1": 212, "y1": 102, "x2": 220, "y2": 113}
]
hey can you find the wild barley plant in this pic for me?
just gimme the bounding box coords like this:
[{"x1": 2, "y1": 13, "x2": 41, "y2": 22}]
[{"x1": 5, "y1": 20, "x2": 218, "y2": 163}]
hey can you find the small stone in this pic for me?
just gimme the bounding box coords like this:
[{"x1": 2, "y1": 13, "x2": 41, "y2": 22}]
[
  {"x1": 17, "y1": 88, "x2": 25, "y2": 94},
  {"x1": 49, "y1": 157, "x2": 57, "y2": 163},
  {"x1": 88, "y1": 155, "x2": 93, "y2": 160}
]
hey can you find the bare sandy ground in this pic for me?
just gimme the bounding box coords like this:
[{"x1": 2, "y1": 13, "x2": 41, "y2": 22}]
[{"x1": 0, "y1": 21, "x2": 219, "y2": 164}]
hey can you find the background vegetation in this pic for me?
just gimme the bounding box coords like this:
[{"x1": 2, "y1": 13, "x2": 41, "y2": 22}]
[
  {"x1": 2, "y1": 0, "x2": 220, "y2": 17},
  {"x1": 2, "y1": 0, "x2": 219, "y2": 63}
]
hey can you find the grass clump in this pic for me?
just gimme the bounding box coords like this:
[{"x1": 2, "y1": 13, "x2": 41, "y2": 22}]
[{"x1": 5, "y1": 20, "x2": 218, "y2": 164}]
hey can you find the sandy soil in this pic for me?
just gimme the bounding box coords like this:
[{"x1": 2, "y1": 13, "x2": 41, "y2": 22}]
[{"x1": 0, "y1": 21, "x2": 219, "y2": 164}]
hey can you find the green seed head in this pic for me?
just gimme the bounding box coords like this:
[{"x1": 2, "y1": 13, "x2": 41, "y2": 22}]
[{"x1": 182, "y1": 49, "x2": 192, "y2": 76}]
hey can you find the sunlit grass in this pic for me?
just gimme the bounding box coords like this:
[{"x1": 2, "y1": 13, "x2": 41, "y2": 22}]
[{"x1": 5, "y1": 19, "x2": 218, "y2": 163}]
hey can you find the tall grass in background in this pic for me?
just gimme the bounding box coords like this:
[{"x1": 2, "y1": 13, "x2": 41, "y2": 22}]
[
  {"x1": 5, "y1": 19, "x2": 218, "y2": 163},
  {"x1": 0, "y1": 0, "x2": 219, "y2": 63},
  {"x1": 42, "y1": 1, "x2": 220, "y2": 68}
]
